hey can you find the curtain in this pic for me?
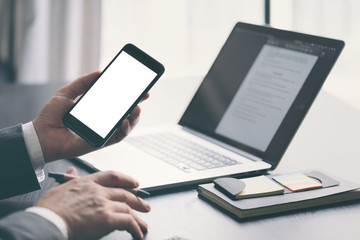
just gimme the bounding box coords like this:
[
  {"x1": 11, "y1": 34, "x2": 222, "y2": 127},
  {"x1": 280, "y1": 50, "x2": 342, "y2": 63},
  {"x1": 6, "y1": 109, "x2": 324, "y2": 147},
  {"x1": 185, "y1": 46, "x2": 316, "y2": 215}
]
[
  {"x1": 0, "y1": 0, "x2": 101, "y2": 83},
  {"x1": 0, "y1": 0, "x2": 17, "y2": 82}
]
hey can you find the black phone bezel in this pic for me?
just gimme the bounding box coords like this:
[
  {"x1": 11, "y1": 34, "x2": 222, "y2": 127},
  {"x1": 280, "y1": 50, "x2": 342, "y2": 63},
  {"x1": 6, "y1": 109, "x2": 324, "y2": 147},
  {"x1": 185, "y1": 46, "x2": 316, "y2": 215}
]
[{"x1": 63, "y1": 43, "x2": 165, "y2": 148}]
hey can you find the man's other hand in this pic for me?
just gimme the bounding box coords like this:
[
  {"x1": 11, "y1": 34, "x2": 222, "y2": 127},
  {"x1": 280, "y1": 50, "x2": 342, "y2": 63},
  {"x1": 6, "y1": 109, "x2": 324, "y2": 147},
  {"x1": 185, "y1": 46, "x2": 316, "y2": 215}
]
[{"x1": 35, "y1": 168, "x2": 151, "y2": 240}]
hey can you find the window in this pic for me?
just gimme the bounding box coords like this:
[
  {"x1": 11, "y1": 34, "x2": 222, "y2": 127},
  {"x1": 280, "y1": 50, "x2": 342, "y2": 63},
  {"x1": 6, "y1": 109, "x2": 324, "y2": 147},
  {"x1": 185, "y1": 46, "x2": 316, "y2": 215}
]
[
  {"x1": 100, "y1": 0, "x2": 264, "y2": 80},
  {"x1": 272, "y1": 0, "x2": 360, "y2": 111}
]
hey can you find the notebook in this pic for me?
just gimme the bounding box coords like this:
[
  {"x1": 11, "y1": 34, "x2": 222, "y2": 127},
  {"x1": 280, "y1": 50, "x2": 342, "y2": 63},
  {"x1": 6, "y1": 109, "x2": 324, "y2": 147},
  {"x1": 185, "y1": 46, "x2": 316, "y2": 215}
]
[
  {"x1": 198, "y1": 172, "x2": 360, "y2": 219},
  {"x1": 78, "y1": 22, "x2": 344, "y2": 192}
]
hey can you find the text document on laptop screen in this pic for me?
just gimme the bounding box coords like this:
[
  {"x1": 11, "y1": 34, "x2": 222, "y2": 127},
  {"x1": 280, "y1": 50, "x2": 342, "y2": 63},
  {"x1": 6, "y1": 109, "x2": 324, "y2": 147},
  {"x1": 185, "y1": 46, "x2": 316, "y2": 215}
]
[
  {"x1": 179, "y1": 22, "x2": 344, "y2": 167},
  {"x1": 215, "y1": 45, "x2": 318, "y2": 151}
]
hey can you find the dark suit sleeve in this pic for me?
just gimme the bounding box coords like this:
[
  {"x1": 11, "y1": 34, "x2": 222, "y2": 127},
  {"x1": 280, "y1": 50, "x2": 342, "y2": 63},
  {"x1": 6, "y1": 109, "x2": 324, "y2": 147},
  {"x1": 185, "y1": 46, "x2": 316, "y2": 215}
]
[
  {"x1": 0, "y1": 125, "x2": 40, "y2": 199},
  {"x1": 0, "y1": 211, "x2": 65, "y2": 240}
]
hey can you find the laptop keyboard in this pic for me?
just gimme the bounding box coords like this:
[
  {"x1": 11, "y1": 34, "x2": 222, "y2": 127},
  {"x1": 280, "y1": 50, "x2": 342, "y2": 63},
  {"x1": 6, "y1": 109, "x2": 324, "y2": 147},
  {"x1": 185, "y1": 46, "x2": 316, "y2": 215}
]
[{"x1": 126, "y1": 132, "x2": 241, "y2": 173}]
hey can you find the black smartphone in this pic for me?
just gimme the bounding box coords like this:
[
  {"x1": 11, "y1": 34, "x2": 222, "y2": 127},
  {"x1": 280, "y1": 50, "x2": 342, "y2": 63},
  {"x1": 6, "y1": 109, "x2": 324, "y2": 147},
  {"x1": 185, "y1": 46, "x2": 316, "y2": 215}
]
[{"x1": 63, "y1": 44, "x2": 165, "y2": 148}]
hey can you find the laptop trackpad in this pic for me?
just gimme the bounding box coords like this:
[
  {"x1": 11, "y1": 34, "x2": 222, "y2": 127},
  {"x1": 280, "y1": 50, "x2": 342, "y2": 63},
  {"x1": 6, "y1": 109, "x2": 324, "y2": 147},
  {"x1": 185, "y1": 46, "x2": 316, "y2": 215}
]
[{"x1": 81, "y1": 142, "x2": 185, "y2": 188}]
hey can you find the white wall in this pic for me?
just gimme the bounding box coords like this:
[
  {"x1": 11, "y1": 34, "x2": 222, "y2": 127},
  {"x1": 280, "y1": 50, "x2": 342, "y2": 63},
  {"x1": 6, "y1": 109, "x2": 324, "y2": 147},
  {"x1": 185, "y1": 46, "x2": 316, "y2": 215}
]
[
  {"x1": 272, "y1": 0, "x2": 360, "y2": 111},
  {"x1": 100, "y1": 0, "x2": 263, "y2": 80},
  {"x1": 101, "y1": 0, "x2": 360, "y2": 111}
]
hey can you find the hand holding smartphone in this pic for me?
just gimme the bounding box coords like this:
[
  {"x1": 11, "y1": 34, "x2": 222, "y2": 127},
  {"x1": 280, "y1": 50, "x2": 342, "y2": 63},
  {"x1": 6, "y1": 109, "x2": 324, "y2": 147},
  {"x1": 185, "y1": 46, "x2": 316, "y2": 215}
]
[{"x1": 63, "y1": 44, "x2": 165, "y2": 148}]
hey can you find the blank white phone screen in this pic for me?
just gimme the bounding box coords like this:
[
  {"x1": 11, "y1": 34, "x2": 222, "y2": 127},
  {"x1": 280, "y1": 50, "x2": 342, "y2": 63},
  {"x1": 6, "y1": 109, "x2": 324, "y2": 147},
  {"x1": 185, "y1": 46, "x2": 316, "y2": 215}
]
[{"x1": 70, "y1": 52, "x2": 157, "y2": 138}]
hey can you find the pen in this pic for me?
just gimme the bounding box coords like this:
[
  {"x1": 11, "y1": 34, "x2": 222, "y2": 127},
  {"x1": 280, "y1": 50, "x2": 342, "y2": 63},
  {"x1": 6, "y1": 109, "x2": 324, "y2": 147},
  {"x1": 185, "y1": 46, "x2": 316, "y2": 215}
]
[{"x1": 48, "y1": 171, "x2": 151, "y2": 198}]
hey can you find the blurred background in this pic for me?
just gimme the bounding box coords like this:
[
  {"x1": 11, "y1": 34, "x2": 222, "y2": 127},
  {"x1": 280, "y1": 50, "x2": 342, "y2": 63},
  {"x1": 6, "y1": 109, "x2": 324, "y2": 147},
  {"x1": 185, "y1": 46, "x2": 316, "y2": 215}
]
[{"x1": 0, "y1": 0, "x2": 359, "y2": 111}]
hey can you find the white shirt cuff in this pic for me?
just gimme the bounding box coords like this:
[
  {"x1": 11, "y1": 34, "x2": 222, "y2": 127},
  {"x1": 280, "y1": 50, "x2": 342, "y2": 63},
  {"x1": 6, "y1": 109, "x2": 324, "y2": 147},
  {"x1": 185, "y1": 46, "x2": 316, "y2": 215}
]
[
  {"x1": 26, "y1": 207, "x2": 68, "y2": 239},
  {"x1": 22, "y1": 122, "x2": 46, "y2": 182}
]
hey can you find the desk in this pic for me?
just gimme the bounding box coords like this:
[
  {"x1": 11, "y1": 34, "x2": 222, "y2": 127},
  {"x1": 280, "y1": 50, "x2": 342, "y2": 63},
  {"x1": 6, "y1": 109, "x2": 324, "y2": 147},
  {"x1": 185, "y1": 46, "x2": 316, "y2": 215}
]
[{"x1": 1, "y1": 78, "x2": 360, "y2": 240}]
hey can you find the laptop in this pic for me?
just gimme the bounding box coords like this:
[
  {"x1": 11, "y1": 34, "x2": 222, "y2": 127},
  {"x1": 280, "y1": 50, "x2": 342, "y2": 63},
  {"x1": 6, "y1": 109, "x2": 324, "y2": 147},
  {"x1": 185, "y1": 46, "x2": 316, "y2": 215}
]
[{"x1": 79, "y1": 22, "x2": 344, "y2": 191}]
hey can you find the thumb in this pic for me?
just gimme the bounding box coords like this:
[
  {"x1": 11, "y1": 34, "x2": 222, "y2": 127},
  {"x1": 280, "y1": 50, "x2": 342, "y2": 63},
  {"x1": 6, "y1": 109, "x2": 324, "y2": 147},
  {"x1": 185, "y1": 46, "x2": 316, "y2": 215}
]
[
  {"x1": 66, "y1": 166, "x2": 79, "y2": 176},
  {"x1": 57, "y1": 70, "x2": 101, "y2": 100}
]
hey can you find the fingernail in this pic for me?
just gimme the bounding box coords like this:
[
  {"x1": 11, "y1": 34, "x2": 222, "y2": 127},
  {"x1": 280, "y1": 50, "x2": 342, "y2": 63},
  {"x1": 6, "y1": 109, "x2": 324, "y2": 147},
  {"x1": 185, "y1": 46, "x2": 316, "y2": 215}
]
[
  {"x1": 134, "y1": 180, "x2": 140, "y2": 187},
  {"x1": 140, "y1": 198, "x2": 151, "y2": 210}
]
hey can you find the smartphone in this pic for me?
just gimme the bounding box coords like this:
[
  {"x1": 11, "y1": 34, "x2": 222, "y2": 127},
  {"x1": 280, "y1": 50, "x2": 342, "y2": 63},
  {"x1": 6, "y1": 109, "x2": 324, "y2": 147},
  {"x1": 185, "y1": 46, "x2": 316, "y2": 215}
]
[{"x1": 63, "y1": 44, "x2": 165, "y2": 148}]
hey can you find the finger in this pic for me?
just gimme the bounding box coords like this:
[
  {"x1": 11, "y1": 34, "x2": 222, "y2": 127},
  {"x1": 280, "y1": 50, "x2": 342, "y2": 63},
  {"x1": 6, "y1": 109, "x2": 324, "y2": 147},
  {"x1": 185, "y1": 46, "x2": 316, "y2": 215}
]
[
  {"x1": 65, "y1": 166, "x2": 78, "y2": 176},
  {"x1": 140, "y1": 92, "x2": 150, "y2": 102},
  {"x1": 117, "y1": 214, "x2": 144, "y2": 240},
  {"x1": 110, "y1": 211, "x2": 147, "y2": 240},
  {"x1": 120, "y1": 119, "x2": 131, "y2": 137},
  {"x1": 111, "y1": 202, "x2": 149, "y2": 232},
  {"x1": 106, "y1": 188, "x2": 151, "y2": 212},
  {"x1": 52, "y1": 167, "x2": 78, "y2": 186},
  {"x1": 126, "y1": 106, "x2": 141, "y2": 127},
  {"x1": 57, "y1": 70, "x2": 101, "y2": 99},
  {"x1": 105, "y1": 106, "x2": 141, "y2": 146},
  {"x1": 90, "y1": 171, "x2": 139, "y2": 188},
  {"x1": 118, "y1": 106, "x2": 141, "y2": 136},
  {"x1": 118, "y1": 106, "x2": 141, "y2": 135}
]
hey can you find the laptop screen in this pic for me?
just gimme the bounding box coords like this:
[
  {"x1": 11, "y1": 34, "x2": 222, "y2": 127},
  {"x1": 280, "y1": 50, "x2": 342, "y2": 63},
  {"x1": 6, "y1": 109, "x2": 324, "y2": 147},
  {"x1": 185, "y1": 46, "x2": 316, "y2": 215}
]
[{"x1": 179, "y1": 22, "x2": 344, "y2": 169}]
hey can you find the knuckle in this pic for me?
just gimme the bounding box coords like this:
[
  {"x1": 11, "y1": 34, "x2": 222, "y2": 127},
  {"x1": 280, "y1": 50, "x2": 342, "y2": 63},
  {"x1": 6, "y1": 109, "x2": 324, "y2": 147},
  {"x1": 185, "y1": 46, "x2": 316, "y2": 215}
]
[
  {"x1": 106, "y1": 170, "x2": 120, "y2": 181},
  {"x1": 117, "y1": 202, "x2": 132, "y2": 214},
  {"x1": 119, "y1": 191, "x2": 130, "y2": 202},
  {"x1": 91, "y1": 195, "x2": 107, "y2": 207},
  {"x1": 126, "y1": 217, "x2": 138, "y2": 230},
  {"x1": 67, "y1": 179, "x2": 87, "y2": 193},
  {"x1": 123, "y1": 204, "x2": 131, "y2": 214},
  {"x1": 88, "y1": 183, "x2": 101, "y2": 194},
  {"x1": 70, "y1": 178, "x2": 83, "y2": 186},
  {"x1": 101, "y1": 210, "x2": 114, "y2": 225}
]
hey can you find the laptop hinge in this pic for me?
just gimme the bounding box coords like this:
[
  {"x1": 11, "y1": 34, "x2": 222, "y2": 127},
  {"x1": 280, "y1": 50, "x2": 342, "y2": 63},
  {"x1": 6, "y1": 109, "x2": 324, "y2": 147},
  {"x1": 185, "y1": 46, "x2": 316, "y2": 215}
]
[{"x1": 181, "y1": 126, "x2": 263, "y2": 162}]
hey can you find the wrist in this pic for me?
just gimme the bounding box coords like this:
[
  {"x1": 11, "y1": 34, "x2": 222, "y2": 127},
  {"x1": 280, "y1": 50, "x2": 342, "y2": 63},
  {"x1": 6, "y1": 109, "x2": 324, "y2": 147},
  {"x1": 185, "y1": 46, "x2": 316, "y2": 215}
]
[
  {"x1": 26, "y1": 206, "x2": 69, "y2": 239},
  {"x1": 32, "y1": 119, "x2": 51, "y2": 163}
]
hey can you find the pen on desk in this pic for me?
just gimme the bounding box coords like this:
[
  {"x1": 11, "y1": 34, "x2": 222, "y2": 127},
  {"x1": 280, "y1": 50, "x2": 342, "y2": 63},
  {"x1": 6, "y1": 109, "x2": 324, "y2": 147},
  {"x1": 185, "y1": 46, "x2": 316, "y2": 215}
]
[{"x1": 48, "y1": 172, "x2": 151, "y2": 198}]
